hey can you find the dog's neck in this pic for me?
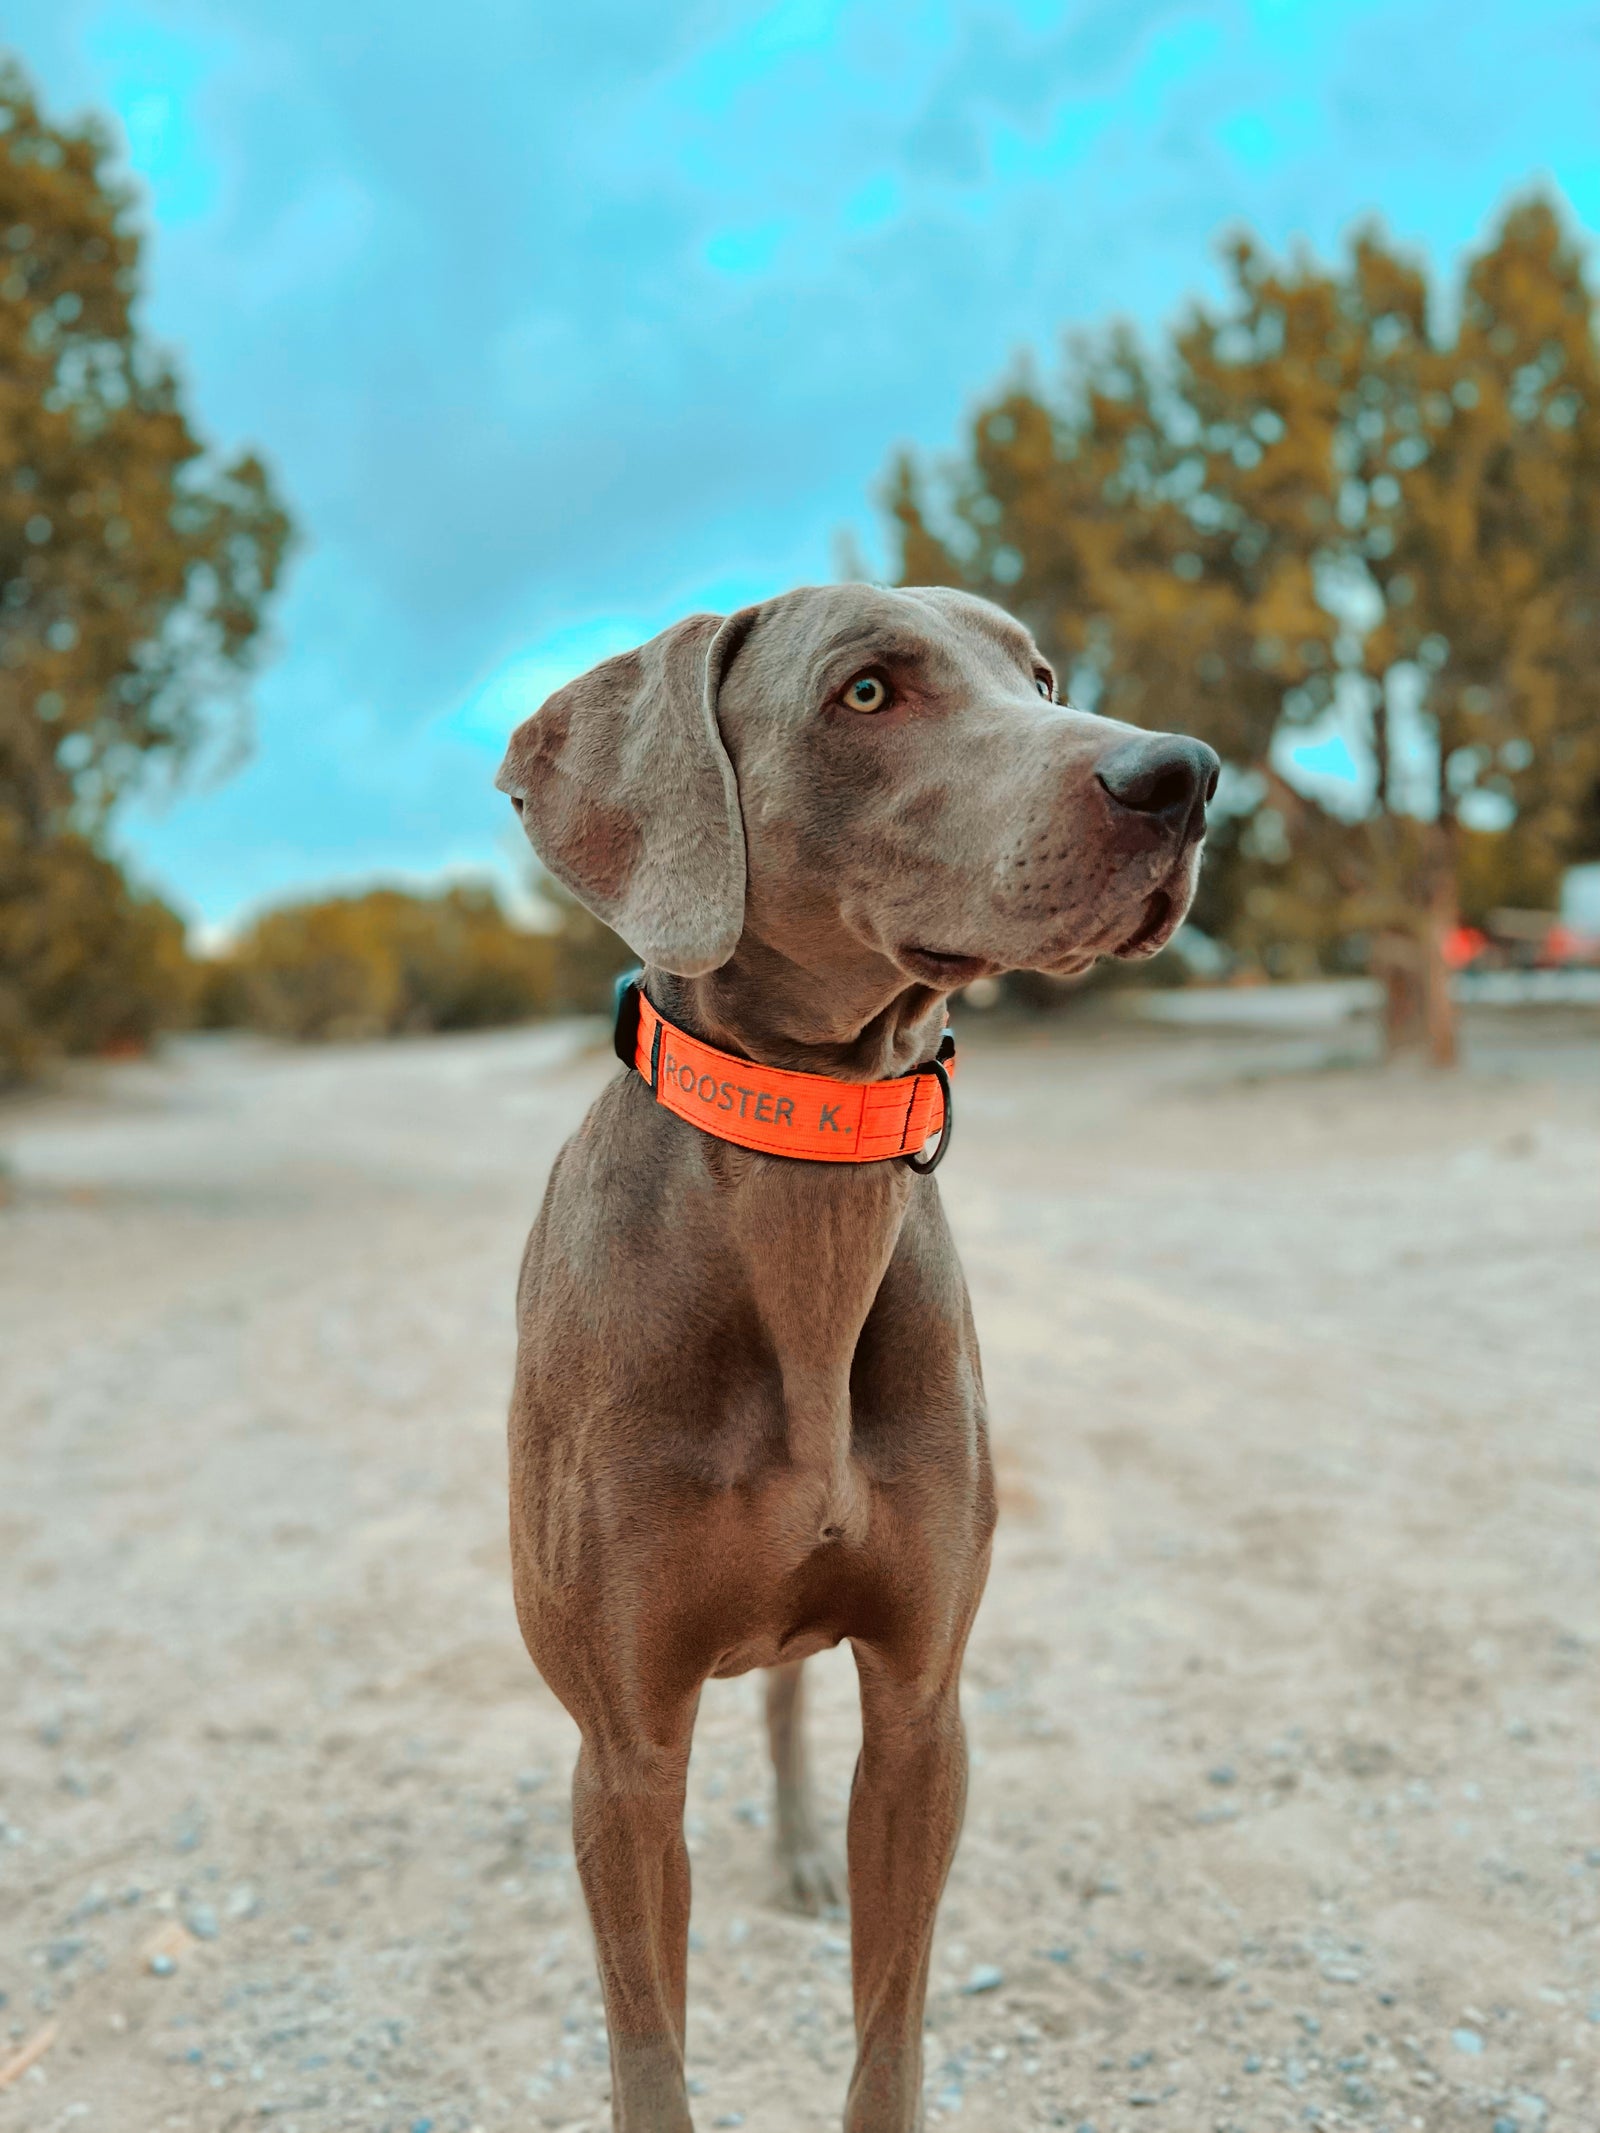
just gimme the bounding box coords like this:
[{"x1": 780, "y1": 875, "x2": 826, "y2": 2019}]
[
  {"x1": 643, "y1": 940, "x2": 941, "y2": 1524},
  {"x1": 646, "y1": 935, "x2": 950, "y2": 1083}
]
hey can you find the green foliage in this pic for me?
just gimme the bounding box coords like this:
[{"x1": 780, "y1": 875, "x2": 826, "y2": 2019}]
[
  {"x1": 1455, "y1": 826, "x2": 1565, "y2": 927},
  {"x1": 204, "y1": 880, "x2": 632, "y2": 1043},
  {"x1": 212, "y1": 885, "x2": 551, "y2": 1042},
  {"x1": 886, "y1": 195, "x2": 1600, "y2": 1053},
  {"x1": 536, "y1": 872, "x2": 638, "y2": 1015},
  {"x1": 0, "y1": 824, "x2": 196, "y2": 1076},
  {"x1": 0, "y1": 56, "x2": 292, "y2": 1074}
]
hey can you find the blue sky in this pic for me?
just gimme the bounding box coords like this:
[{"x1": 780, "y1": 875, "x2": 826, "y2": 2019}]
[{"x1": 13, "y1": 0, "x2": 1600, "y2": 930}]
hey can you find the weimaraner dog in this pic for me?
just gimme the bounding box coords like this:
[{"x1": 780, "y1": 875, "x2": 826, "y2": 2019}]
[{"x1": 495, "y1": 584, "x2": 1217, "y2": 2131}]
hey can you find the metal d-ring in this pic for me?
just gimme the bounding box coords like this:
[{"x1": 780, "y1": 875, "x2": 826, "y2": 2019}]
[{"x1": 903, "y1": 1052, "x2": 954, "y2": 1175}]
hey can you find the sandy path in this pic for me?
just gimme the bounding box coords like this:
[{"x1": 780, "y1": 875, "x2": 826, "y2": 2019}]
[{"x1": 1, "y1": 1012, "x2": 1596, "y2": 2133}]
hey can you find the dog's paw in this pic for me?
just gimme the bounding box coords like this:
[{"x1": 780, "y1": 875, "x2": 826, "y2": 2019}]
[{"x1": 778, "y1": 1839, "x2": 846, "y2": 1917}]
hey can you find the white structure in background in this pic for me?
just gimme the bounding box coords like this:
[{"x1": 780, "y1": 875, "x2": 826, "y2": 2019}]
[{"x1": 1561, "y1": 863, "x2": 1600, "y2": 933}]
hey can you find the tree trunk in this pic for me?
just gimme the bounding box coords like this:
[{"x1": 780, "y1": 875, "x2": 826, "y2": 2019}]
[
  {"x1": 1372, "y1": 827, "x2": 1460, "y2": 1067},
  {"x1": 1421, "y1": 849, "x2": 1459, "y2": 1069},
  {"x1": 1374, "y1": 929, "x2": 1423, "y2": 1055},
  {"x1": 1372, "y1": 688, "x2": 1392, "y2": 815}
]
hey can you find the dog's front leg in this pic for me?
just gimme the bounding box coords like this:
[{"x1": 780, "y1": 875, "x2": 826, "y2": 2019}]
[
  {"x1": 842, "y1": 1651, "x2": 970, "y2": 2133},
  {"x1": 571, "y1": 1730, "x2": 696, "y2": 2132}
]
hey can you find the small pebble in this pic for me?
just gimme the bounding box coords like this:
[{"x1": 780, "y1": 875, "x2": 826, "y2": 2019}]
[
  {"x1": 961, "y1": 1963, "x2": 1004, "y2": 1995},
  {"x1": 1242, "y1": 2054, "x2": 1262, "y2": 2073},
  {"x1": 411, "y1": 2121, "x2": 433, "y2": 2133},
  {"x1": 185, "y1": 1904, "x2": 219, "y2": 1942},
  {"x1": 1585, "y1": 1847, "x2": 1600, "y2": 1868},
  {"x1": 150, "y1": 1953, "x2": 176, "y2": 1977},
  {"x1": 1207, "y1": 1764, "x2": 1237, "y2": 1787},
  {"x1": 1451, "y1": 2026, "x2": 1483, "y2": 2054},
  {"x1": 712, "y1": 2116, "x2": 745, "y2": 2129}
]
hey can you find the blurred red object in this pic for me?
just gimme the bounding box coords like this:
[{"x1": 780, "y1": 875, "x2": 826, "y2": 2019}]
[
  {"x1": 1442, "y1": 925, "x2": 1488, "y2": 969},
  {"x1": 1538, "y1": 922, "x2": 1600, "y2": 968}
]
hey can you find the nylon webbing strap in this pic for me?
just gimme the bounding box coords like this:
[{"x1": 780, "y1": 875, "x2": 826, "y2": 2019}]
[{"x1": 615, "y1": 981, "x2": 952, "y2": 1166}]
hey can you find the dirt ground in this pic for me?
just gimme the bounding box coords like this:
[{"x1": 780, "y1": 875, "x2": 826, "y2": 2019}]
[{"x1": 1, "y1": 1006, "x2": 1597, "y2": 2133}]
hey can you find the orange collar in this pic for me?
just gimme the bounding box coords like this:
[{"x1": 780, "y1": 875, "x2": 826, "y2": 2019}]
[{"x1": 613, "y1": 976, "x2": 954, "y2": 1171}]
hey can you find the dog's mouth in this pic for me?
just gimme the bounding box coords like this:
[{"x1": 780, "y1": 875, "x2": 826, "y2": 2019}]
[
  {"x1": 902, "y1": 867, "x2": 1188, "y2": 984},
  {"x1": 897, "y1": 944, "x2": 997, "y2": 990},
  {"x1": 1111, "y1": 887, "x2": 1175, "y2": 958}
]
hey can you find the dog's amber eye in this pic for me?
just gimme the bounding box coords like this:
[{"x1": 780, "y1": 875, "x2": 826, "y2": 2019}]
[{"x1": 845, "y1": 673, "x2": 889, "y2": 713}]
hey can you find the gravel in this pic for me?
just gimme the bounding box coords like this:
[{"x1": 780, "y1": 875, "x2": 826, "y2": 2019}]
[{"x1": 1, "y1": 1012, "x2": 1597, "y2": 2130}]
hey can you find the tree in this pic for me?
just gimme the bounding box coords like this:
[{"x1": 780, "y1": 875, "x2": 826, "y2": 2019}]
[
  {"x1": 885, "y1": 197, "x2": 1600, "y2": 1062},
  {"x1": 0, "y1": 56, "x2": 292, "y2": 1074},
  {"x1": 0, "y1": 823, "x2": 196, "y2": 1070},
  {"x1": 201, "y1": 878, "x2": 633, "y2": 1041},
  {"x1": 211, "y1": 885, "x2": 562, "y2": 1042}
]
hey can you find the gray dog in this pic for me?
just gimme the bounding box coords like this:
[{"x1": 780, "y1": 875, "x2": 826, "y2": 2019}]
[{"x1": 495, "y1": 584, "x2": 1216, "y2": 2132}]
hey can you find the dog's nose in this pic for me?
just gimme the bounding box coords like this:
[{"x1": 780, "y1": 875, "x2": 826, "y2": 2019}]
[{"x1": 1096, "y1": 734, "x2": 1220, "y2": 829}]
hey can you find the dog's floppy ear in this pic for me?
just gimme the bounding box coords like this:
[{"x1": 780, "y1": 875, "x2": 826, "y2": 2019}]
[{"x1": 496, "y1": 611, "x2": 754, "y2": 976}]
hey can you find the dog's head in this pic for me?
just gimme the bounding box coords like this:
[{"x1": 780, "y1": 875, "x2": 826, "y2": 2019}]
[{"x1": 496, "y1": 584, "x2": 1217, "y2": 992}]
